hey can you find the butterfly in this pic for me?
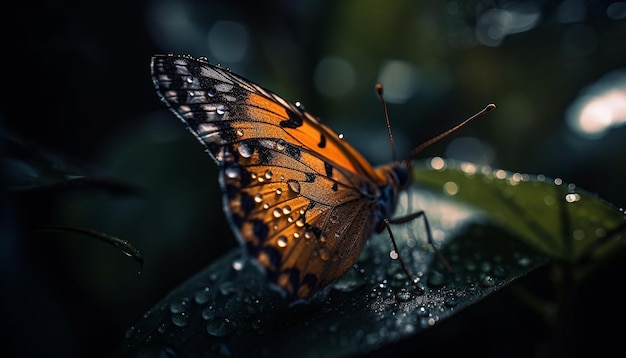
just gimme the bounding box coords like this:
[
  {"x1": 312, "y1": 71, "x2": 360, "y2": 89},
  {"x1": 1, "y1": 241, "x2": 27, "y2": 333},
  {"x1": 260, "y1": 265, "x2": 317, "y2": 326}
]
[{"x1": 150, "y1": 54, "x2": 494, "y2": 304}]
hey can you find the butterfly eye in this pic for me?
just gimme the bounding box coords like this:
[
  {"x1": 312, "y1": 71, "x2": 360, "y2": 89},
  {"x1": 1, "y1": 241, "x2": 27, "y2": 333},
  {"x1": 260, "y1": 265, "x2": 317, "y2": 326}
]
[{"x1": 391, "y1": 166, "x2": 410, "y2": 189}]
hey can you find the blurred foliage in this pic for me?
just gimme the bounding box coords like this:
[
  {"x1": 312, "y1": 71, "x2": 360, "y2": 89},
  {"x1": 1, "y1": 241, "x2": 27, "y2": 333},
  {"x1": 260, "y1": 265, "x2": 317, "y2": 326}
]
[{"x1": 3, "y1": 0, "x2": 626, "y2": 357}]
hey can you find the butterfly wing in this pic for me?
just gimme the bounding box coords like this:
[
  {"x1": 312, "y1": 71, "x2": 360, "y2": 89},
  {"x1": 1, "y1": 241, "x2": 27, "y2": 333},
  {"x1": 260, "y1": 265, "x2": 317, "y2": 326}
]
[{"x1": 151, "y1": 54, "x2": 388, "y2": 301}]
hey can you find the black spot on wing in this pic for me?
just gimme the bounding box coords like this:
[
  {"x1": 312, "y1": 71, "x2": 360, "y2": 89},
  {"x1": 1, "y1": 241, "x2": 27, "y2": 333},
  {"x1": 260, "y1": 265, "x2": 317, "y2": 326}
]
[
  {"x1": 243, "y1": 139, "x2": 273, "y2": 164},
  {"x1": 284, "y1": 143, "x2": 301, "y2": 160},
  {"x1": 304, "y1": 173, "x2": 315, "y2": 183},
  {"x1": 318, "y1": 133, "x2": 326, "y2": 148},
  {"x1": 331, "y1": 183, "x2": 338, "y2": 192},
  {"x1": 279, "y1": 111, "x2": 304, "y2": 129},
  {"x1": 306, "y1": 224, "x2": 323, "y2": 239},
  {"x1": 324, "y1": 163, "x2": 333, "y2": 178},
  {"x1": 252, "y1": 219, "x2": 269, "y2": 241},
  {"x1": 239, "y1": 192, "x2": 256, "y2": 215}
]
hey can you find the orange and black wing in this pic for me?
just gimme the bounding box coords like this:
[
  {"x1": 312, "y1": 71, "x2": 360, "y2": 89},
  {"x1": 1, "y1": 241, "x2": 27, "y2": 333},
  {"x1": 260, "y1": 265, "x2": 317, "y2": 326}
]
[{"x1": 150, "y1": 54, "x2": 383, "y2": 301}]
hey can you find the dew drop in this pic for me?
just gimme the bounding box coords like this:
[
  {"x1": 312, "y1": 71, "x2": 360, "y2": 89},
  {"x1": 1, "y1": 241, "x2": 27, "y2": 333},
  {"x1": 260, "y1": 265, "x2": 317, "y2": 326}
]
[
  {"x1": 202, "y1": 306, "x2": 215, "y2": 320},
  {"x1": 263, "y1": 203, "x2": 270, "y2": 210},
  {"x1": 254, "y1": 193, "x2": 263, "y2": 203},
  {"x1": 295, "y1": 217, "x2": 305, "y2": 227},
  {"x1": 232, "y1": 259, "x2": 244, "y2": 271},
  {"x1": 171, "y1": 312, "x2": 189, "y2": 327},
  {"x1": 282, "y1": 205, "x2": 292, "y2": 214},
  {"x1": 207, "y1": 87, "x2": 216, "y2": 97},
  {"x1": 481, "y1": 275, "x2": 495, "y2": 287},
  {"x1": 124, "y1": 326, "x2": 136, "y2": 340},
  {"x1": 517, "y1": 256, "x2": 532, "y2": 267},
  {"x1": 277, "y1": 236, "x2": 288, "y2": 248},
  {"x1": 272, "y1": 208, "x2": 282, "y2": 218},
  {"x1": 395, "y1": 288, "x2": 412, "y2": 302},
  {"x1": 264, "y1": 170, "x2": 273, "y2": 180},
  {"x1": 216, "y1": 105, "x2": 226, "y2": 115},
  {"x1": 275, "y1": 188, "x2": 282, "y2": 195},
  {"x1": 287, "y1": 179, "x2": 301, "y2": 193},
  {"x1": 206, "y1": 316, "x2": 237, "y2": 337},
  {"x1": 565, "y1": 193, "x2": 581, "y2": 203},
  {"x1": 320, "y1": 233, "x2": 327, "y2": 243},
  {"x1": 554, "y1": 177, "x2": 563, "y2": 185},
  {"x1": 186, "y1": 76, "x2": 194, "y2": 83},
  {"x1": 194, "y1": 287, "x2": 211, "y2": 304},
  {"x1": 169, "y1": 298, "x2": 190, "y2": 314},
  {"x1": 236, "y1": 129, "x2": 244, "y2": 137},
  {"x1": 304, "y1": 229, "x2": 314, "y2": 239},
  {"x1": 224, "y1": 165, "x2": 241, "y2": 180},
  {"x1": 319, "y1": 247, "x2": 330, "y2": 261},
  {"x1": 276, "y1": 139, "x2": 286, "y2": 151},
  {"x1": 293, "y1": 232, "x2": 300, "y2": 239}
]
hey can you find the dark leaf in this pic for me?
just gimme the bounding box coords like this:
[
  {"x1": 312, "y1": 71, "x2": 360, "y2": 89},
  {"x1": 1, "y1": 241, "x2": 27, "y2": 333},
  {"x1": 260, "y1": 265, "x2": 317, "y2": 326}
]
[{"x1": 112, "y1": 157, "x2": 626, "y2": 357}]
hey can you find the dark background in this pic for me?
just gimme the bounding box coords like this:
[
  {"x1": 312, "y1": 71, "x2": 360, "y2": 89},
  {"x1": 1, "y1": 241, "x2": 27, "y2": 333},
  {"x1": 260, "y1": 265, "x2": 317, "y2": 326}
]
[{"x1": 2, "y1": 0, "x2": 625, "y2": 357}]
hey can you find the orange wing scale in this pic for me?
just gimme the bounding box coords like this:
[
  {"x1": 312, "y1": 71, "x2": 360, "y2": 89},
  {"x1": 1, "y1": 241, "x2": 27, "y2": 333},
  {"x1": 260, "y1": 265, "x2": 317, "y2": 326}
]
[
  {"x1": 151, "y1": 54, "x2": 396, "y2": 303},
  {"x1": 244, "y1": 92, "x2": 388, "y2": 185}
]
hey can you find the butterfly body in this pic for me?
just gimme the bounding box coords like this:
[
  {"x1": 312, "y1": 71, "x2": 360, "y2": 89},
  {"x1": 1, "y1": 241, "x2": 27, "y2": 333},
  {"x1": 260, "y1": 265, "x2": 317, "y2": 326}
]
[{"x1": 151, "y1": 54, "x2": 411, "y2": 302}]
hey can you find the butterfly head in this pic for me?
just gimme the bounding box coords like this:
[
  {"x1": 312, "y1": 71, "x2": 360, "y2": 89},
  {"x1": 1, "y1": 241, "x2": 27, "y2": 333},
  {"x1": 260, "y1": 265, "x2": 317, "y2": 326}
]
[{"x1": 391, "y1": 161, "x2": 412, "y2": 190}]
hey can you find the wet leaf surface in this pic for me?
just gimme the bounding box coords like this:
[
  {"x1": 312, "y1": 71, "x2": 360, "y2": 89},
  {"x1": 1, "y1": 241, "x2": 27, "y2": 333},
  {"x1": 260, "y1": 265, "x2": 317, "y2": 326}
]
[{"x1": 113, "y1": 157, "x2": 626, "y2": 357}]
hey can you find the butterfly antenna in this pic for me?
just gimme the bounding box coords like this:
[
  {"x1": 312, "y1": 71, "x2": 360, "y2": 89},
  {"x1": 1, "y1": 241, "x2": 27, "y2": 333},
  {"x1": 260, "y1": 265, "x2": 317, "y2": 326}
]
[
  {"x1": 402, "y1": 103, "x2": 496, "y2": 164},
  {"x1": 376, "y1": 84, "x2": 397, "y2": 163}
]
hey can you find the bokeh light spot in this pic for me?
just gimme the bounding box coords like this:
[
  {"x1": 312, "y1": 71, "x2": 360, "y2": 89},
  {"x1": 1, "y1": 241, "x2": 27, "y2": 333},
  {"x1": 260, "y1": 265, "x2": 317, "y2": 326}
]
[
  {"x1": 207, "y1": 21, "x2": 249, "y2": 63},
  {"x1": 314, "y1": 57, "x2": 356, "y2": 97},
  {"x1": 377, "y1": 60, "x2": 417, "y2": 104},
  {"x1": 566, "y1": 70, "x2": 626, "y2": 139}
]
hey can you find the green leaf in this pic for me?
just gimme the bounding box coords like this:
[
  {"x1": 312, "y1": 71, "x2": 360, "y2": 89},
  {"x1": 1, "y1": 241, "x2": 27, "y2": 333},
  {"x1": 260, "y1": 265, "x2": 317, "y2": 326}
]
[{"x1": 413, "y1": 158, "x2": 626, "y2": 268}]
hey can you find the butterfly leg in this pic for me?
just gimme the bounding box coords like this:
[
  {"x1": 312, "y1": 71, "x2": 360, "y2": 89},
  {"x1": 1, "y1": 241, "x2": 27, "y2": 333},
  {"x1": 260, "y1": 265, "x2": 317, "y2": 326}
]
[
  {"x1": 382, "y1": 218, "x2": 425, "y2": 294},
  {"x1": 387, "y1": 211, "x2": 454, "y2": 273}
]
